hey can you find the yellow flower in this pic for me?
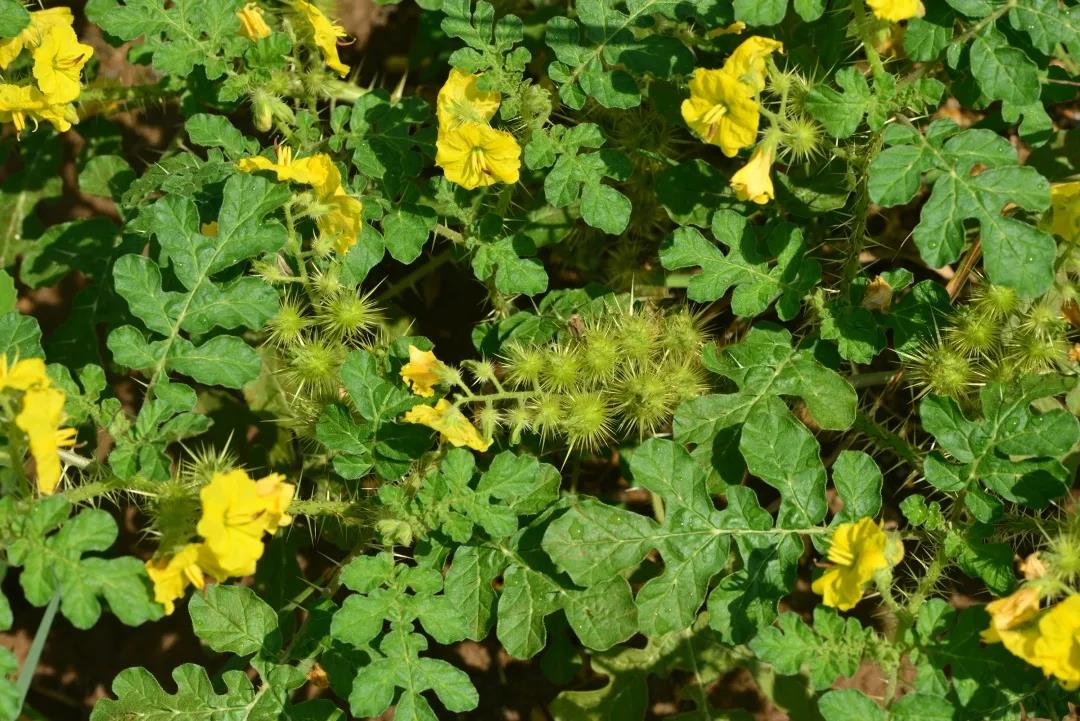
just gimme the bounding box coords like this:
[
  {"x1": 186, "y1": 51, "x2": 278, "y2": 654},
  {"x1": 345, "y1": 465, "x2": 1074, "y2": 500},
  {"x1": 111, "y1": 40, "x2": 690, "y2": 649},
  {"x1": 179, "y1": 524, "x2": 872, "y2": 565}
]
[
  {"x1": 237, "y1": 3, "x2": 272, "y2": 40},
  {"x1": 0, "y1": 7, "x2": 74, "y2": 69},
  {"x1": 681, "y1": 68, "x2": 759, "y2": 157},
  {"x1": 145, "y1": 543, "x2": 208, "y2": 616},
  {"x1": 15, "y1": 386, "x2": 76, "y2": 495},
  {"x1": 254, "y1": 473, "x2": 295, "y2": 534},
  {"x1": 32, "y1": 25, "x2": 93, "y2": 105},
  {"x1": 0, "y1": 356, "x2": 49, "y2": 392},
  {"x1": 811, "y1": 517, "x2": 890, "y2": 611},
  {"x1": 400, "y1": 345, "x2": 443, "y2": 397},
  {"x1": 294, "y1": 1, "x2": 349, "y2": 77},
  {"x1": 317, "y1": 190, "x2": 363, "y2": 254},
  {"x1": 1034, "y1": 595, "x2": 1080, "y2": 690},
  {"x1": 404, "y1": 399, "x2": 492, "y2": 452},
  {"x1": 1049, "y1": 181, "x2": 1080, "y2": 243},
  {"x1": 981, "y1": 586, "x2": 1042, "y2": 645},
  {"x1": 437, "y1": 68, "x2": 501, "y2": 130},
  {"x1": 865, "y1": 0, "x2": 925, "y2": 22},
  {"x1": 200, "y1": 221, "x2": 219, "y2": 237},
  {"x1": 436, "y1": 122, "x2": 521, "y2": 190},
  {"x1": 723, "y1": 36, "x2": 783, "y2": 93},
  {"x1": 0, "y1": 83, "x2": 76, "y2": 135},
  {"x1": 196, "y1": 469, "x2": 287, "y2": 577},
  {"x1": 730, "y1": 143, "x2": 775, "y2": 205},
  {"x1": 237, "y1": 146, "x2": 334, "y2": 191}
]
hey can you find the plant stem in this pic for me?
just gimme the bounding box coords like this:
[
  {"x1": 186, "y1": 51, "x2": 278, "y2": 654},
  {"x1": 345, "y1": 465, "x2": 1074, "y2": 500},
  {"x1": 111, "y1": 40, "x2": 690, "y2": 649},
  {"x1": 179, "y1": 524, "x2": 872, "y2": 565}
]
[
  {"x1": 850, "y1": 0, "x2": 887, "y2": 80},
  {"x1": 15, "y1": 592, "x2": 60, "y2": 716},
  {"x1": 376, "y1": 248, "x2": 455, "y2": 303}
]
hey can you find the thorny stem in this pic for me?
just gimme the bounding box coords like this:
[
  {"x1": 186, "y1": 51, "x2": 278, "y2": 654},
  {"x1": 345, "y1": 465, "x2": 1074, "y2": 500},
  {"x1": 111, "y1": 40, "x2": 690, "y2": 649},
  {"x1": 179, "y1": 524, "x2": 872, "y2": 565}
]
[
  {"x1": 376, "y1": 247, "x2": 455, "y2": 303},
  {"x1": 853, "y1": 410, "x2": 923, "y2": 471},
  {"x1": 850, "y1": 0, "x2": 887, "y2": 80}
]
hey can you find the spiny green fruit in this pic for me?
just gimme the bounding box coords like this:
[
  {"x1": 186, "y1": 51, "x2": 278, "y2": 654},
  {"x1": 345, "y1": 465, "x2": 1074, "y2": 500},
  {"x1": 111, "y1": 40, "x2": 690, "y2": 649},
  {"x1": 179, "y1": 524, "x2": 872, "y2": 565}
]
[
  {"x1": 1007, "y1": 331, "x2": 1067, "y2": 374},
  {"x1": 615, "y1": 367, "x2": 673, "y2": 436},
  {"x1": 1019, "y1": 302, "x2": 1067, "y2": 340},
  {"x1": 971, "y1": 283, "x2": 1020, "y2": 320},
  {"x1": 579, "y1": 327, "x2": 621, "y2": 385},
  {"x1": 947, "y1": 307, "x2": 1000, "y2": 357},
  {"x1": 906, "y1": 342, "x2": 975, "y2": 399},
  {"x1": 662, "y1": 358, "x2": 711, "y2": 404},
  {"x1": 615, "y1": 310, "x2": 660, "y2": 365},
  {"x1": 530, "y1": 393, "x2": 565, "y2": 442},
  {"x1": 502, "y1": 342, "x2": 546, "y2": 389},
  {"x1": 782, "y1": 115, "x2": 824, "y2": 164},
  {"x1": 287, "y1": 336, "x2": 345, "y2": 396},
  {"x1": 316, "y1": 288, "x2": 383, "y2": 343},
  {"x1": 562, "y1": 391, "x2": 614, "y2": 452},
  {"x1": 660, "y1": 308, "x2": 707, "y2": 356},
  {"x1": 267, "y1": 296, "x2": 311, "y2": 348},
  {"x1": 541, "y1": 346, "x2": 583, "y2": 392}
]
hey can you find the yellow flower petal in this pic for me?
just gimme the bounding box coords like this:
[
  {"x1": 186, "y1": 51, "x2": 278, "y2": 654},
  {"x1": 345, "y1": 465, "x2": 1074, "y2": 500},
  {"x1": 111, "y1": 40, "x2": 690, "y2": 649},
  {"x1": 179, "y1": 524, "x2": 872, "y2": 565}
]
[
  {"x1": 730, "y1": 143, "x2": 775, "y2": 205},
  {"x1": 723, "y1": 36, "x2": 783, "y2": 93},
  {"x1": 0, "y1": 82, "x2": 75, "y2": 135},
  {"x1": 404, "y1": 399, "x2": 492, "y2": 452},
  {"x1": 196, "y1": 469, "x2": 276, "y2": 577},
  {"x1": 0, "y1": 8, "x2": 74, "y2": 70},
  {"x1": 811, "y1": 517, "x2": 891, "y2": 611},
  {"x1": 294, "y1": 1, "x2": 350, "y2": 77},
  {"x1": 436, "y1": 122, "x2": 521, "y2": 190},
  {"x1": 237, "y1": 3, "x2": 272, "y2": 40},
  {"x1": 316, "y1": 186, "x2": 364, "y2": 254},
  {"x1": 1049, "y1": 181, "x2": 1080, "y2": 244},
  {"x1": 437, "y1": 68, "x2": 501, "y2": 130},
  {"x1": 254, "y1": 473, "x2": 295, "y2": 534},
  {"x1": 15, "y1": 386, "x2": 70, "y2": 495},
  {"x1": 981, "y1": 586, "x2": 1042, "y2": 644},
  {"x1": 1033, "y1": 595, "x2": 1080, "y2": 690},
  {"x1": 145, "y1": 543, "x2": 206, "y2": 616},
  {"x1": 0, "y1": 356, "x2": 49, "y2": 392},
  {"x1": 865, "y1": 0, "x2": 925, "y2": 22},
  {"x1": 32, "y1": 24, "x2": 93, "y2": 105},
  {"x1": 681, "y1": 68, "x2": 759, "y2": 157},
  {"x1": 400, "y1": 345, "x2": 443, "y2": 397}
]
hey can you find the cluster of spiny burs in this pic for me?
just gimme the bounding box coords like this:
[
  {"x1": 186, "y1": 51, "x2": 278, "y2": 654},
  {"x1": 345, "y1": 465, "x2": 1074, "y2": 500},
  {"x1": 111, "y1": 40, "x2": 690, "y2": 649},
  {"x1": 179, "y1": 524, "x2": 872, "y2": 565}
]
[
  {"x1": 495, "y1": 303, "x2": 711, "y2": 452},
  {"x1": 907, "y1": 279, "x2": 1080, "y2": 400},
  {"x1": 263, "y1": 269, "x2": 384, "y2": 420}
]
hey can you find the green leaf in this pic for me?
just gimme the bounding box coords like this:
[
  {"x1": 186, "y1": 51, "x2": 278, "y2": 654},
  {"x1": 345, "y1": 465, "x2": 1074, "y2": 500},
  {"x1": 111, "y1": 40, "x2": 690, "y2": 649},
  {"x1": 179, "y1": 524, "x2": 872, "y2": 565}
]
[
  {"x1": 806, "y1": 67, "x2": 872, "y2": 138},
  {"x1": 340, "y1": 349, "x2": 417, "y2": 424},
  {"x1": 79, "y1": 155, "x2": 136, "y2": 201},
  {"x1": 659, "y1": 211, "x2": 821, "y2": 321},
  {"x1": 734, "y1": 0, "x2": 787, "y2": 24},
  {"x1": 818, "y1": 689, "x2": 885, "y2": 721},
  {"x1": 86, "y1": 0, "x2": 247, "y2": 79},
  {"x1": 109, "y1": 173, "x2": 288, "y2": 387},
  {"x1": 471, "y1": 234, "x2": 549, "y2": 296},
  {"x1": 920, "y1": 378, "x2": 1080, "y2": 507},
  {"x1": 186, "y1": 114, "x2": 259, "y2": 158},
  {"x1": 750, "y1": 608, "x2": 871, "y2": 691},
  {"x1": 0, "y1": 0, "x2": 30, "y2": 38},
  {"x1": 189, "y1": 585, "x2": 280, "y2": 656},
  {"x1": 869, "y1": 121, "x2": 1055, "y2": 296},
  {"x1": 331, "y1": 553, "x2": 477, "y2": 719},
  {"x1": 832, "y1": 451, "x2": 883, "y2": 525},
  {"x1": 0, "y1": 310, "x2": 43, "y2": 359},
  {"x1": 5, "y1": 498, "x2": 160, "y2": 629},
  {"x1": 969, "y1": 35, "x2": 1040, "y2": 106},
  {"x1": 90, "y1": 662, "x2": 305, "y2": 721},
  {"x1": 531, "y1": 124, "x2": 632, "y2": 235},
  {"x1": 0, "y1": 133, "x2": 64, "y2": 268},
  {"x1": 890, "y1": 693, "x2": 956, "y2": 721}
]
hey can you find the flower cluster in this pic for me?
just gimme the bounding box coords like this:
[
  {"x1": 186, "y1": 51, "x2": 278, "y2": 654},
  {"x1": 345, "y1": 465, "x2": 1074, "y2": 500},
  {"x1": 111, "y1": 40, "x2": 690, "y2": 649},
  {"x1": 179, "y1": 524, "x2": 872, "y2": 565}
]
[
  {"x1": 0, "y1": 356, "x2": 76, "y2": 495},
  {"x1": 239, "y1": 145, "x2": 363, "y2": 254},
  {"x1": 0, "y1": 7, "x2": 93, "y2": 137},
  {"x1": 434, "y1": 69, "x2": 521, "y2": 190},
  {"x1": 681, "y1": 36, "x2": 782, "y2": 204},
  {"x1": 145, "y1": 468, "x2": 294, "y2": 615},
  {"x1": 400, "y1": 345, "x2": 492, "y2": 452},
  {"x1": 983, "y1": 588, "x2": 1080, "y2": 690},
  {"x1": 812, "y1": 517, "x2": 902, "y2": 611}
]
